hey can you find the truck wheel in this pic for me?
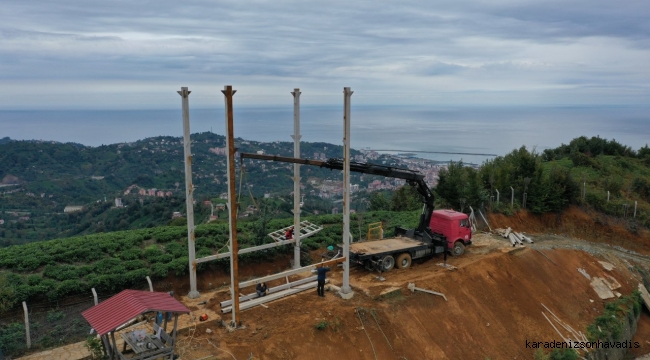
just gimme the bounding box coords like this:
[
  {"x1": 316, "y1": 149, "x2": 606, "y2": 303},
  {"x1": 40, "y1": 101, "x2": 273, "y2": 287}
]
[
  {"x1": 381, "y1": 255, "x2": 395, "y2": 271},
  {"x1": 452, "y1": 241, "x2": 465, "y2": 257},
  {"x1": 396, "y1": 253, "x2": 412, "y2": 269}
]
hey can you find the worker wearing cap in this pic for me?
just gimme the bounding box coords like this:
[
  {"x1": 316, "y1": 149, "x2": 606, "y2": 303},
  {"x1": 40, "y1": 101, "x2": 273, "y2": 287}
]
[{"x1": 316, "y1": 264, "x2": 330, "y2": 297}]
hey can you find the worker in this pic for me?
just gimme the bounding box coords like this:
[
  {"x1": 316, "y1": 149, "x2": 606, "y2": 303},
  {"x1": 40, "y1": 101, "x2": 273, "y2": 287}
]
[
  {"x1": 285, "y1": 226, "x2": 294, "y2": 240},
  {"x1": 256, "y1": 282, "x2": 268, "y2": 297},
  {"x1": 316, "y1": 264, "x2": 330, "y2": 297}
]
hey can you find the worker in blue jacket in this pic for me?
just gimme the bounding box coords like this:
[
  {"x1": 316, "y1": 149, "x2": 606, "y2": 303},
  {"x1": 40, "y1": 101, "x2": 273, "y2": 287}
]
[{"x1": 316, "y1": 264, "x2": 330, "y2": 297}]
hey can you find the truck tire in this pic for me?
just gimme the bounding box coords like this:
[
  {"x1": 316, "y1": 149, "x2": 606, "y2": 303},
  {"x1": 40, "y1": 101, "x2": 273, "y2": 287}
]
[
  {"x1": 381, "y1": 255, "x2": 395, "y2": 271},
  {"x1": 452, "y1": 241, "x2": 465, "y2": 257},
  {"x1": 396, "y1": 253, "x2": 412, "y2": 269}
]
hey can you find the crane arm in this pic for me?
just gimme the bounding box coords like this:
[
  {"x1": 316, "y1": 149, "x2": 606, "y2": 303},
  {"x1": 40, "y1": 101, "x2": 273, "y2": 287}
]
[{"x1": 240, "y1": 152, "x2": 435, "y2": 233}]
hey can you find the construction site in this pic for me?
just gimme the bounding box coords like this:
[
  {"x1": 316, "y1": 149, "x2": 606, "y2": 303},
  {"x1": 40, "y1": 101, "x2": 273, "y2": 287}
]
[{"x1": 14, "y1": 86, "x2": 650, "y2": 360}]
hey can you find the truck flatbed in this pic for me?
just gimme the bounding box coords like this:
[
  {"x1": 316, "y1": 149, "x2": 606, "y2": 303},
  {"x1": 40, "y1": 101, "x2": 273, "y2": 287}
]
[{"x1": 350, "y1": 237, "x2": 427, "y2": 257}]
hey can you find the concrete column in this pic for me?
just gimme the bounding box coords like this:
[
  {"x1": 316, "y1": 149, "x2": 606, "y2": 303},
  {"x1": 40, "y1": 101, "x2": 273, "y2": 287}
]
[
  {"x1": 340, "y1": 87, "x2": 354, "y2": 299},
  {"x1": 291, "y1": 88, "x2": 302, "y2": 269},
  {"x1": 91, "y1": 288, "x2": 98, "y2": 305},
  {"x1": 178, "y1": 87, "x2": 200, "y2": 299},
  {"x1": 23, "y1": 301, "x2": 30, "y2": 349}
]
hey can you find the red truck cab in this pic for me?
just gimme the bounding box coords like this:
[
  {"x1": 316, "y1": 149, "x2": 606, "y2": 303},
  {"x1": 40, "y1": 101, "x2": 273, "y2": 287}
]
[{"x1": 428, "y1": 209, "x2": 472, "y2": 256}]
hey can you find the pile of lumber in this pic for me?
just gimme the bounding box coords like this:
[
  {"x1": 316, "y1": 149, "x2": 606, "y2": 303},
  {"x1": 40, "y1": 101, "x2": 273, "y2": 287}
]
[{"x1": 495, "y1": 227, "x2": 533, "y2": 246}]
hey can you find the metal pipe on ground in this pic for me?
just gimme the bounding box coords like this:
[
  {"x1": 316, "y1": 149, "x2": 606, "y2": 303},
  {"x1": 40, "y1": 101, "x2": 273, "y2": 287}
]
[
  {"x1": 220, "y1": 276, "x2": 317, "y2": 307},
  {"x1": 238, "y1": 257, "x2": 345, "y2": 289},
  {"x1": 221, "y1": 281, "x2": 324, "y2": 313}
]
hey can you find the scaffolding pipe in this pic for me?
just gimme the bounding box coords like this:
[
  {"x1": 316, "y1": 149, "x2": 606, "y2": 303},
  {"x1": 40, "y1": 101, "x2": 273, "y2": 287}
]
[
  {"x1": 239, "y1": 257, "x2": 345, "y2": 289},
  {"x1": 292, "y1": 88, "x2": 302, "y2": 269},
  {"x1": 220, "y1": 276, "x2": 317, "y2": 307},
  {"x1": 223, "y1": 85, "x2": 240, "y2": 325},
  {"x1": 195, "y1": 238, "x2": 298, "y2": 263},
  {"x1": 341, "y1": 87, "x2": 353, "y2": 297},
  {"x1": 178, "y1": 87, "x2": 200, "y2": 299}
]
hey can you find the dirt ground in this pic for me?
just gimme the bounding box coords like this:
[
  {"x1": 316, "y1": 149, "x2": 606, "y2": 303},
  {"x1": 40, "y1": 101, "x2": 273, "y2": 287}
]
[{"x1": 161, "y1": 228, "x2": 650, "y2": 360}]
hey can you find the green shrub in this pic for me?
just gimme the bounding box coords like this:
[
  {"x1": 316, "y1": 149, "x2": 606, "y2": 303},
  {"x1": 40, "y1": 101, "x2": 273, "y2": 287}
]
[
  {"x1": 0, "y1": 322, "x2": 26, "y2": 354},
  {"x1": 314, "y1": 320, "x2": 328, "y2": 330},
  {"x1": 46, "y1": 309, "x2": 65, "y2": 323}
]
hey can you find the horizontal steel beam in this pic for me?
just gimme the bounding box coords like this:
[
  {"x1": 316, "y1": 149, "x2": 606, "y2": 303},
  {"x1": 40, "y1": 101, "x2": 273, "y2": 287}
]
[
  {"x1": 239, "y1": 257, "x2": 345, "y2": 289},
  {"x1": 221, "y1": 280, "x2": 324, "y2": 313},
  {"x1": 194, "y1": 238, "x2": 298, "y2": 264},
  {"x1": 220, "y1": 276, "x2": 317, "y2": 308}
]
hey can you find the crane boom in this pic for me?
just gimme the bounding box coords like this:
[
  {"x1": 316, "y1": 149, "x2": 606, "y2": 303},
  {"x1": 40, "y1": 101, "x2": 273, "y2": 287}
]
[{"x1": 240, "y1": 152, "x2": 436, "y2": 237}]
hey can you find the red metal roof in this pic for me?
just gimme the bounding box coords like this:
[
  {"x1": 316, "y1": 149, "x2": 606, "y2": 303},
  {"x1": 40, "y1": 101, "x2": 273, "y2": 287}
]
[
  {"x1": 82, "y1": 290, "x2": 190, "y2": 336},
  {"x1": 432, "y1": 209, "x2": 468, "y2": 220}
]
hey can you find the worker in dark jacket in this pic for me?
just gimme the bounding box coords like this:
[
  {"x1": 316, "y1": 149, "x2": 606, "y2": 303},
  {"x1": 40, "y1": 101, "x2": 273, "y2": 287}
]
[
  {"x1": 316, "y1": 264, "x2": 330, "y2": 297},
  {"x1": 256, "y1": 282, "x2": 268, "y2": 297}
]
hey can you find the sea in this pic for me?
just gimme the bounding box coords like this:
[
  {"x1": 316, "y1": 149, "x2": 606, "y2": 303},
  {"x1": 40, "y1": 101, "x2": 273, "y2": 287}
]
[{"x1": 1, "y1": 105, "x2": 649, "y2": 165}]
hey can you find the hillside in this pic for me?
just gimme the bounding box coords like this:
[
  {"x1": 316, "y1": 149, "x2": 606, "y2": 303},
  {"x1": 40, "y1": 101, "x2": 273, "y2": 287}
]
[{"x1": 0, "y1": 134, "x2": 423, "y2": 245}]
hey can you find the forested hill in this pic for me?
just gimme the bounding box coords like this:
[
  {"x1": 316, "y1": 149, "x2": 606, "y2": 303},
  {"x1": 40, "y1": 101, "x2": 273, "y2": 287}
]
[
  {"x1": 432, "y1": 136, "x2": 650, "y2": 229},
  {"x1": 0, "y1": 133, "x2": 364, "y2": 202},
  {"x1": 0, "y1": 133, "x2": 384, "y2": 245}
]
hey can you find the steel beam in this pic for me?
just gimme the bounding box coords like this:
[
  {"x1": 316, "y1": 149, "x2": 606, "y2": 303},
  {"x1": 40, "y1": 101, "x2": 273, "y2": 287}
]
[
  {"x1": 220, "y1": 276, "x2": 317, "y2": 307},
  {"x1": 239, "y1": 257, "x2": 345, "y2": 289},
  {"x1": 291, "y1": 88, "x2": 302, "y2": 269},
  {"x1": 221, "y1": 281, "x2": 323, "y2": 313},
  {"x1": 195, "y1": 238, "x2": 298, "y2": 263},
  {"x1": 222, "y1": 85, "x2": 240, "y2": 326},
  {"x1": 178, "y1": 87, "x2": 200, "y2": 299}
]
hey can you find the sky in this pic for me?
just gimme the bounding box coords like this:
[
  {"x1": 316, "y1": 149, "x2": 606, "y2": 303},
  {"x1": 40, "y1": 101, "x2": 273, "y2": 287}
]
[{"x1": 1, "y1": 0, "x2": 649, "y2": 109}]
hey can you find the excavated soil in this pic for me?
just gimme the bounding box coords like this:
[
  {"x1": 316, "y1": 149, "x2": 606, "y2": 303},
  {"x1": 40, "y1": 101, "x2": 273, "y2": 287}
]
[
  {"x1": 487, "y1": 206, "x2": 650, "y2": 256},
  {"x1": 166, "y1": 232, "x2": 650, "y2": 360},
  {"x1": 148, "y1": 206, "x2": 650, "y2": 359}
]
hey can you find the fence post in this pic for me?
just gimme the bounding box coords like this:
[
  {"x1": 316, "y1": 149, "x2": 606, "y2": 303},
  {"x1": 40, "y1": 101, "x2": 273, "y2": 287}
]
[
  {"x1": 22, "y1": 301, "x2": 31, "y2": 349},
  {"x1": 91, "y1": 288, "x2": 98, "y2": 305},
  {"x1": 146, "y1": 276, "x2": 154, "y2": 292}
]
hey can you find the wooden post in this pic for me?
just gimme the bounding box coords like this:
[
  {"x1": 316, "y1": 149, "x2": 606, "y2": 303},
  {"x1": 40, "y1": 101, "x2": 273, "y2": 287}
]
[
  {"x1": 110, "y1": 332, "x2": 118, "y2": 360},
  {"x1": 222, "y1": 85, "x2": 240, "y2": 326},
  {"x1": 22, "y1": 301, "x2": 30, "y2": 349}
]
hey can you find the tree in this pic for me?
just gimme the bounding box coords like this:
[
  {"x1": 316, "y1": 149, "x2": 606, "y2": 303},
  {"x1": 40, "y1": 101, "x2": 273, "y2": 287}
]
[
  {"x1": 369, "y1": 192, "x2": 390, "y2": 211},
  {"x1": 390, "y1": 186, "x2": 422, "y2": 211}
]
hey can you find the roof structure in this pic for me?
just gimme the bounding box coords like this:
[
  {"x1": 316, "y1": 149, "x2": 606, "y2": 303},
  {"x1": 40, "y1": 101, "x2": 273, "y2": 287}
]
[{"x1": 82, "y1": 289, "x2": 190, "y2": 336}]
